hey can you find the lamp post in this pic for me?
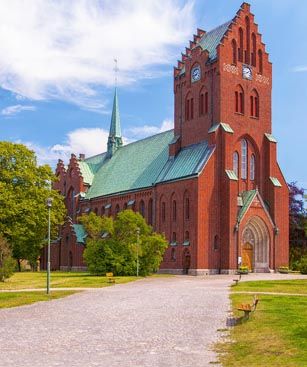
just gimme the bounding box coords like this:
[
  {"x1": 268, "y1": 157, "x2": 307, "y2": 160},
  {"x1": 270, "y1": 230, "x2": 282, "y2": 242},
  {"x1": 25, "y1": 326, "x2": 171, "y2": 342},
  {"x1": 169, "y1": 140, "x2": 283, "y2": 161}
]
[
  {"x1": 46, "y1": 197, "x2": 53, "y2": 294},
  {"x1": 136, "y1": 228, "x2": 140, "y2": 277}
]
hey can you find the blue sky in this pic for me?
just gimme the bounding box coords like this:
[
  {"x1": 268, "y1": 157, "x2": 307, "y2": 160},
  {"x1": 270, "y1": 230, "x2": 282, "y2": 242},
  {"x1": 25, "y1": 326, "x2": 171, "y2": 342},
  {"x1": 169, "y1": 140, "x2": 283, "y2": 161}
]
[{"x1": 0, "y1": 0, "x2": 306, "y2": 188}]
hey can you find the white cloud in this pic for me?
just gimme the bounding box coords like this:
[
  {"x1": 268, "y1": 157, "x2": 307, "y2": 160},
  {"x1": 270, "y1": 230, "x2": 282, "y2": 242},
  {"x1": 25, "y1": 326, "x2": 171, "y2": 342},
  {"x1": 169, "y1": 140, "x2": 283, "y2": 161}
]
[
  {"x1": 24, "y1": 118, "x2": 173, "y2": 166},
  {"x1": 292, "y1": 66, "x2": 307, "y2": 73},
  {"x1": 125, "y1": 118, "x2": 173, "y2": 139},
  {"x1": 1, "y1": 104, "x2": 36, "y2": 116},
  {"x1": 0, "y1": 0, "x2": 194, "y2": 108}
]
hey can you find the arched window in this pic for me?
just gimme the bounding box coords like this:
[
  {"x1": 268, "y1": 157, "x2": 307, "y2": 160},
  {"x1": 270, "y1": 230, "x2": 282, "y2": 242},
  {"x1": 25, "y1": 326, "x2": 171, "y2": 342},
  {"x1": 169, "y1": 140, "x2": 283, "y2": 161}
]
[
  {"x1": 162, "y1": 202, "x2": 166, "y2": 223},
  {"x1": 233, "y1": 151, "x2": 239, "y2": 177},
  {"x1": 199, "y1": 89, "x2": 208, "y2": 116},
  {"x1": 245, "y1": 17, "x2": 250, "y2": 64},
  {"x1": 172, "y1": 200, "x2": 177, "y2": 221},
  {"x1": 250, "y1": 89, "x2": 259, "y2": 118},
  {"x1": 185, "y1": 94, "x2": 193, "y2": 121},
  {"x1": 238, "y1": 28, "x2": 244, "y2": 62},
  {"x1": 235, "y1": 85, "x2": 244, "y2": 114},
  {"x1": 115, "y1": 204, "x2": 120, "y2": 216},
  {"x1": 190, "y1": 98, "x2": 194, "y2": 119},
  {"x1": 251, "y1": 33, "x2": 257, "y2": 67},
  {"x1": 171, "y1": 248, "x2": 176, "y2": 261},
  {"x1": 185, "y1": 197, "x2": 190, "y2": 220},
  {"x1": 139, "y1": 200, "x2": 145, "y2": 217},
  {"x1": 241, "y1": 140, "x2": 247, "y2": 179},
  {"x1": 250, "y1": 154, "x2": 255, "y2": 181},
  {"x1": 232, "y1": 39, "x2": 237, "y2": 65},
  {"x1": 148, "y1": 198, "x2": 153, "y2": 225},
  {"x1": 258, "y1": 49, "x2": 263, "y2": 74},
  {"x1": 172, "y1": 232, "x2": 177, "y2": 243}
]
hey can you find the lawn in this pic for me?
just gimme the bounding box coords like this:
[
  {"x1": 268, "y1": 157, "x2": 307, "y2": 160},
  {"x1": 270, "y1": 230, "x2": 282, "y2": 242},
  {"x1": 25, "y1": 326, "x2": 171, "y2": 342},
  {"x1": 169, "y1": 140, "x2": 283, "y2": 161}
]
[
  {"x1": 0, "y1": 271, "x2": 139, "y2": 290},
  {"x1": 233, "y1": 279, "x2": 307, "y2": 294},
  {"x1": 0, "y1": 291, "x2": 77, "y2": 309},
  {"x1": 217, "y1": 280, "x2": 307, "y2": 367}
]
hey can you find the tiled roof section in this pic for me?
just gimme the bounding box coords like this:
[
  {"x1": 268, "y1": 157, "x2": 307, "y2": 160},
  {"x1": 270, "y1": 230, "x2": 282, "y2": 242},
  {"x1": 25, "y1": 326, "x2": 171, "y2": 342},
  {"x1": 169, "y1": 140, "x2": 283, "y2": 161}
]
[
  {"x1": 270, "y1": 177, "x2": 282, "y2": 187},
  {"x1": 78, "y1": 161, "x2": 94, "y2": 185},
  {"x1": 83, "y1": 130, "x2": 214, "y2": 199},
  {"x1": 156, "y1": 141, "x2": 213, "y2": 183},
  {"x1": 85, "y1": 130, "x2": 174, "y2": 199},
  {"x1": 265, "y1": 133, "x2": 277, "y2": 143},
  {"x1": 72, "y1": 224, "x2": 87, "y2": 244},
  {"x1": 237, "y1": 190, "x2": 257, "y2": 223},
  {"x1": 197, "y1": 20, "x2": 232, "y2": 61}
]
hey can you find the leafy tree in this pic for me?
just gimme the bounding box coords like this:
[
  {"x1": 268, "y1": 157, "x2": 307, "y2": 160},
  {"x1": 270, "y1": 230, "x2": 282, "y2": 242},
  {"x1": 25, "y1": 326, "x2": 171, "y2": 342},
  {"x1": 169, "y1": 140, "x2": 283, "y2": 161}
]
[
  {"x1": 288, "y1": 182, "x2": 307, "y2": 268},
  {"x1": 0, "y1": 142, "x2": 66, "y2": 270},
  {"x1": 81, "y1": 210, "x2": 168, "y2": 276},
  {"x1": 0, "y1": 236, "x2": 15, "y2": 281}
]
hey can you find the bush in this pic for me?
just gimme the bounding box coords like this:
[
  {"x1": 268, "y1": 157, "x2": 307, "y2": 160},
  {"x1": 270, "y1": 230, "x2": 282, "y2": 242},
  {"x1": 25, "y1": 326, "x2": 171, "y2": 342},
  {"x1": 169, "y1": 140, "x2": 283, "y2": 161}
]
[
  {"x1": 300, "y1": 257, "x2": 307, "y2": 274},
  {"x1": 0, "y1": 236, "x2": 15, "y2": 282}
]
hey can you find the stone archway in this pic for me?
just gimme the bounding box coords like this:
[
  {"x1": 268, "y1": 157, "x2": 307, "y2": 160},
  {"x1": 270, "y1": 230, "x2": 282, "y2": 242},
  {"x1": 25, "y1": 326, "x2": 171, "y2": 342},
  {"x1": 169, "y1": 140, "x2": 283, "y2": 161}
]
[{"x1": 242, "y1": 216, "x2": 270, "y2": 272}]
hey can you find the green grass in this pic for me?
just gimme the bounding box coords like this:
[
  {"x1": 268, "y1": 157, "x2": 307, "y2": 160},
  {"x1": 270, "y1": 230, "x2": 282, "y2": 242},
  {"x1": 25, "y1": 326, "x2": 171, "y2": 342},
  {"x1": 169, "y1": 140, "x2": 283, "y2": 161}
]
[
  {"x1": 217, "y1": 280, "x2": 307, "y2": 366},
  {"x1": 233, "y1": 279, "x2": 307, "y2": 294},
  {"x1": 0, "y1": 271, "x2": 139, "y2": 290},
  {"x1": 0, "y1": 291, "x2": 77, "y2": 309}
]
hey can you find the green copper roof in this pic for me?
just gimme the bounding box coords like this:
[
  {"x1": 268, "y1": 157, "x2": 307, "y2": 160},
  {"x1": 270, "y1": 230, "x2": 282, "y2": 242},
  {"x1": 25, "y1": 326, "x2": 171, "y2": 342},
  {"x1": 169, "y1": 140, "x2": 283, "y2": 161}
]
[
  {"x1": 81, "y1": 130, "x2": 213, "y2": 199},
  {"x1": 265, "y1": 133, "x2": 277, "y2": 143},
  {"x1": 237, "y1": 190, "x2": 257, "y2": 223},
  {"x1": 197, "y1": 20, "x2": 232, "y2": 61},
  {"x1": 78, "y1": 161, "x2": 94, "y2": 185},
  {"x1": 270, "y1": 177, "x2": 282, "y2": 187},
  {"x1": 72, "y1": 224, "x2": 87, "y2": 244},
  {"x1": 208, "y1": 122, "x2": 234, "y2": 134},
  {"x1": 225, "y1": 170, "x2": 238, "y2": 181},
  {"x1": 109, "y1": 88, "x2": 121, "y2": 138}
]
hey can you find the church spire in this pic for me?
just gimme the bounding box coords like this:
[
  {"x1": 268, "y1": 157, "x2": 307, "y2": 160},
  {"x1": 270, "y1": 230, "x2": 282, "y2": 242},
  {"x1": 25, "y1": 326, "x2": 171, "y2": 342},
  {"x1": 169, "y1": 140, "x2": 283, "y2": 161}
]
[{"x1": 107, "y1": 87, "x2": 123, "y2": 158}]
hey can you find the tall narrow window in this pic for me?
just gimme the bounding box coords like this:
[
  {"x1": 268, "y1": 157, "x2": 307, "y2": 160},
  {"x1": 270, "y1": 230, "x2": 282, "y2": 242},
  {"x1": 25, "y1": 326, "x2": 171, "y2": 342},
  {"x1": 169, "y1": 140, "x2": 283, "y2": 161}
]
[
  {"x1": 190, "y1": 98, "x2": 194, "y2": 119},
  {"x1": 250, "y1": 154, "x2": 255, "y2": 181},
  {"x1": 185, "y1": 198, "x2": 190, "y2": 220},
  {"x1": 251, "y1": 33, "x2": 257, "y2": 67},
  {"x1": 250, "y1": 95, "x2": 254, "y2": 116},
  {"x1": 235, "y1": 86, "x2": 244, "y2": 114},
  {"x1": 245, "y1": 17, "x2": 250, "y2": 64},
  {"x1": 139, "y1": 200, "x2": 145, "y2": 217},
  {"x1": 232, "y1": 39, "x2": 237, "y2": 64},
  {"x1": 238, "y1": 28, "x2": 244, "y2": 62},
  {"x1": 241, "y1": 140, "x2": 247, "y2": 179},
  {"x1": 240, "y1": 91, "x2": 244, "y2": 114},
  {"x1": 214, "y1": 235, "x2": 219, "y2": 251},
  {"x1": 172, "y1": 232, "x2": 177, "y2": 243},
  {"x1": 148, "y1": 198, "x2": 153, "y2": 225},
  {"x1": 258, "y1": 49, "x2": 263, "y2": 74},
  {"x1": 185, "y1": 98, "x2": 190, "y2": 121},
  {"x1": 171, "y1": 248, "x2": 176, "y2": 261},
  {"x1": 162, "y1": 202, "x2": 166, "y2": 223},
  {"x1": 205, "y1": 92, "x2": 208, "y2": 114},
  {"x1": 250, "y1": 89, "x2": 259, "y2": 118},
  {"x1": 233, "y1": 152, "x2": 239, "y2": 177},
  {"x1": 115, "y1": 204, "x2": 120, "y2": 216},
  {"x1": 235, "y1": 91, "x2": 239, "y2": 112},
  {"x1": 172, "y1": 200, "x2": 177, "y2": 221},
  {"x1": 199, "y1": 93, "x2": 204, "y2": 116}
]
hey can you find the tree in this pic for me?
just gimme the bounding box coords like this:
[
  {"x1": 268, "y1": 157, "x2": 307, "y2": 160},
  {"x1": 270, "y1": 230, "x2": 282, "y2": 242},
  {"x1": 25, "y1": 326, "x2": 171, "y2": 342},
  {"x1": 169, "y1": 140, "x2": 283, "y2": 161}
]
[
  {"x1": 288, "y1": 182, "x2": 307, "y2": 268},
  {"x1": 0, "y1": 236, "x2": 15, "y2": 281},
  {"x1": 0, "y1": 142, "x2": 66, "y2": 270},
  {"x1": 81, "y1": 210, "x2": 168, "y2": 276}
]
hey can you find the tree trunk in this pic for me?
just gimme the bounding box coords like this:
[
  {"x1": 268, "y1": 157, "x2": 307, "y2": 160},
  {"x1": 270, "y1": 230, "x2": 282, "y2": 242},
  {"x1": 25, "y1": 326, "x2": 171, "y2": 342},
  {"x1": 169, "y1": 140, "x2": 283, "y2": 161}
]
[{"x1": 17, "y1": 259, "x2": 21, "y2": 272}]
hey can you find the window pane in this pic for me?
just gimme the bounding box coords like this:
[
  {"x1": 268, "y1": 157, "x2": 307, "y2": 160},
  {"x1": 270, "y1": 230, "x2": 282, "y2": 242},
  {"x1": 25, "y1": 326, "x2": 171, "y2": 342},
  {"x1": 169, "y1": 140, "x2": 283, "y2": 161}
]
[{"x1": 241, "y1": 140, "x2": 247, "y2": 179}]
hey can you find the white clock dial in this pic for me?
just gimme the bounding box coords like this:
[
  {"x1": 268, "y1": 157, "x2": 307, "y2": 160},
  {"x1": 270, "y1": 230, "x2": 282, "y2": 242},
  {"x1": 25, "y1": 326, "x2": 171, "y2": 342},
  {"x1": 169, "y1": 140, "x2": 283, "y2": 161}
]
[
  {"x1": 191, "y1": 66, "x2": 201, "y2": 82},
  {"x1": 243, "y1": 66, "x2": 252, "y2": 80}
]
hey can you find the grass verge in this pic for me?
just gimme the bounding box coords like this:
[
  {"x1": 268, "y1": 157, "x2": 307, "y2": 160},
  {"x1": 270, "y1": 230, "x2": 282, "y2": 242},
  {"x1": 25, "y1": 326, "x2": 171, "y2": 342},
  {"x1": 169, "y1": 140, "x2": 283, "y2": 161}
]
[
  {"x1": 0, "y1": 291, "x2": 77, "y2": 309},
  {"x1": 217, "y1": 280, "x2": 307, "y2": 366},
  {"x1": 232, "y1": 279, "x2": 307, "y2": 294}
]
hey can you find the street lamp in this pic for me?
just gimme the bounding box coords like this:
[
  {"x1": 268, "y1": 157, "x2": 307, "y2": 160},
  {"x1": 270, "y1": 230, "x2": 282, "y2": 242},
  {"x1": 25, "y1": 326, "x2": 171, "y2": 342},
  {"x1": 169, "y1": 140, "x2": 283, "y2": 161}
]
[
  {"x1": 136, "y1": 228, "x2": 140, "y2": 277},
  {"x1": 46, "y1": 197, "x2": 53, "y2": 294}
]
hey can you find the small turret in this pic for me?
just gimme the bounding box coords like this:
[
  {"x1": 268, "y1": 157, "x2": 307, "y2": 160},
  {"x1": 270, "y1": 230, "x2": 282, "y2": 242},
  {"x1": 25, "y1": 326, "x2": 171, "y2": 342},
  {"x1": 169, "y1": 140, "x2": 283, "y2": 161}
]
[{"x1": 107, "y1": 88, "x2": 123, "y2": 158}]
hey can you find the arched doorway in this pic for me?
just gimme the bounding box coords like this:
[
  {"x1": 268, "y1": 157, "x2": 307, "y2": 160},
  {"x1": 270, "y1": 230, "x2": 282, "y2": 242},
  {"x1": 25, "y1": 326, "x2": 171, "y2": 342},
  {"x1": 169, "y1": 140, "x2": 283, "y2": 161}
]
[
  {"x1": 242, "y1": 216, "x2": 270, "y2": 272},
  {"x1": 182, "y1": 249, "x2": 191, "y2": 275}
]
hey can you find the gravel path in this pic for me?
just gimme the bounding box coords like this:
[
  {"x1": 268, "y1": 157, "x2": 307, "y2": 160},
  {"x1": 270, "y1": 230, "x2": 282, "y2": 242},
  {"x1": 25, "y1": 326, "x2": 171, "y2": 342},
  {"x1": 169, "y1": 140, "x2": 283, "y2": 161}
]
[{"x1": 0, "y1": 276, "x2": 231, "y2": 367}]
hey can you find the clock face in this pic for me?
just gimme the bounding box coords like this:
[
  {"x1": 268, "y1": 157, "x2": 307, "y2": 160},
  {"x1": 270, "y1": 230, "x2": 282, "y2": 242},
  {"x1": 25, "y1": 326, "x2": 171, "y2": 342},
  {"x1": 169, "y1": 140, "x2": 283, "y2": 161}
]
[
  {"x1": 191, "y1": 66, "x2": 201, "y2": 82},
  {"x1": 243, "y1": 65, "x2": 252, "y2": 80}
]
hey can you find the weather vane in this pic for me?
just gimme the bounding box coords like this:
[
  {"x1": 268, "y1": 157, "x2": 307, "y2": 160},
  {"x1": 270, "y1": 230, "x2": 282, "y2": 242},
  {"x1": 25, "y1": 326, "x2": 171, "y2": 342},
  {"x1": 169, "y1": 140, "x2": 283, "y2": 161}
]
[{"x1": 114, "y1": 58, "x2": 119, "y2": 87}]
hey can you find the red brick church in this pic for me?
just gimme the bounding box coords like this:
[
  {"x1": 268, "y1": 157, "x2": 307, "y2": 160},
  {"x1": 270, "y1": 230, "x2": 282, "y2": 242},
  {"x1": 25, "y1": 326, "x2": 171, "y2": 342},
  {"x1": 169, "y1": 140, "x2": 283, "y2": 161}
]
[{"x1": 41, "y1": 2, "x2": 289, "y2": 275}]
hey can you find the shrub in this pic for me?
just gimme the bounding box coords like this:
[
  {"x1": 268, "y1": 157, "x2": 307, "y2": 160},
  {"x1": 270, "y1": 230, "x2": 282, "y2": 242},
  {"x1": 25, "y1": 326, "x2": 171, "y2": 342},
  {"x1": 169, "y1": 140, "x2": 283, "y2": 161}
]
[
  {"x1": 300, "y1": 257, "x2": 307, "y2": 275},
  {"x1": 0, "y1": 236, "x2": 15, "y2": 282}
]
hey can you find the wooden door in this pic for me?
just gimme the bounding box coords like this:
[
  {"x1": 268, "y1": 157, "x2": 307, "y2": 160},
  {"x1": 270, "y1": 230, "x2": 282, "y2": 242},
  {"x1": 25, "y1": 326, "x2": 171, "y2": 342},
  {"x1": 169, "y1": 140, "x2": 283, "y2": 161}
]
[{"x1": 242, "y1": 243, "x2": 253, "y2": 271}]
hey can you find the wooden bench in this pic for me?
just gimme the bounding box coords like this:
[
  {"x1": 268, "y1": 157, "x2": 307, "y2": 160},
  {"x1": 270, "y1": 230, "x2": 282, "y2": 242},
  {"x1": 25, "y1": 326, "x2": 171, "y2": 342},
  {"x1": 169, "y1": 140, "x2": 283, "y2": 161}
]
[
  {"x1": 106, "y1": 272, "x2": 115, "y2": 284},
  {"x1": 237, "y1": 296, "x2": 259, "y2": 319},
  {"x1": 233, "y1": 273, "x2": 242, "y2": 285}
]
